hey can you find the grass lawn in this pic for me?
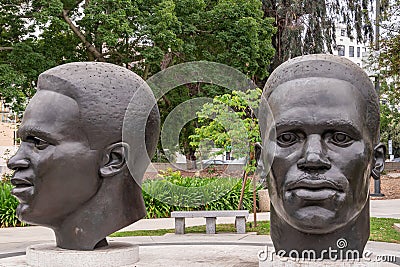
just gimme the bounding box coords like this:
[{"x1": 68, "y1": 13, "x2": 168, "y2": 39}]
[
  {"x1": 370, "y1": 217, "x2": 400, "y2": 243},
  {"x1": 110, "y1": 218, "x2": 400, "y2": 244}
]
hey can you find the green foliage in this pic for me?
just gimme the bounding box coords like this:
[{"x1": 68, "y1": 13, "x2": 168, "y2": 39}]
[
  {"x1": 142, "y1": 170, "x2": 258, "y2": 219},
  {"x1": 141, "y1": 0, "x2": 275, "y2": 160},
  {"x1": 380, "y1": 99, "x2": 400, "y2": 157},
  {"x1": 0, "y1": 180, "x2": 26, "y2": 227},
  {"x1": 189, "y1": 88, "x2": 261, "y2": 173}
]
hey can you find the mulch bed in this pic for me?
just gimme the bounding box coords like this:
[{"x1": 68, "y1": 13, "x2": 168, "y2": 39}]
[{"x1": 370, "y1": 172, "x2": 400, "y2": 200}]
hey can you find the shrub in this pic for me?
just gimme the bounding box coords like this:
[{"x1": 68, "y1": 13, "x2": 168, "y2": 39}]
[
  {"x1": 0, "y1": 181, "x2": 26, "y2": 227},
  {"x1": 142, "y1": 170, "x2": 259, "y2": 219}
]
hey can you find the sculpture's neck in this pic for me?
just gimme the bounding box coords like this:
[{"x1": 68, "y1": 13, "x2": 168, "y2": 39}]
[
  {"x1": 52, "y1": 174, "x2": 145, "y2": 250},
  {"x1": 270, "y1": 200, "x2": 370, "y2": 260}
]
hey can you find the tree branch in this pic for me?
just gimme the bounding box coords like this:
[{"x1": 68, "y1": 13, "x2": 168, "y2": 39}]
[
  {"x1": 0, "y1": 47, "x2": 13, "y2": 51},
  {"x1": 160, "y1": 52, "x2": 173, "y2": 70},
  {"x1": 61, "y1": 9, "x2": 105, "y2": 62}
]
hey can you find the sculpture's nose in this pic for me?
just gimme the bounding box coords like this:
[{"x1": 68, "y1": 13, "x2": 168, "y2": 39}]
[
  {"x1": 297, "y1": 134, "x2": 331, "y2": 171},
  {"x1": 7, "y1": 146, "x2": 30, "y2": 171}
]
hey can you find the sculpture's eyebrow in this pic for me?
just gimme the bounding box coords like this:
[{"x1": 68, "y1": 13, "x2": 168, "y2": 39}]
[
  {"x1": 17, "y1": 125, "x2": 55, "y2": 142},
  {"x1": 274, "y1": 120, "x2": 306, "y2": 129},
  {"x1": 274, "y1": 119, "x2": 362, "y2": 137}
]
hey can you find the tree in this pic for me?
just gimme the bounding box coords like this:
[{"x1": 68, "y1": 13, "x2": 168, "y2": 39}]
[
  {"x1": 189, "y1": 88, "x2": 262, "y2": 216},
  {"x1": 375, "y1": 0, "x2": 400, "y2": 156},
  {"x1": 135, "y1": 0, "x2": 276, "y2": 162},
  {"x1": 189, "y1": 88, "x2": 262, "y2": 174},
  {"x1": 0, "y1": 0, "x2": 275, "y2": 161},
  {"x1": 261, "y1": 0, "x2": 383, "y2": 69}
]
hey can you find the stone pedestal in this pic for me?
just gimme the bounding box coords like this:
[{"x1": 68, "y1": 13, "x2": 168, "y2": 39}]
[
  {"x1": 26, "y1": 242, "x2": 139, "y2": 267},
  {"x1": 258, "y1": 189, "x2": 270, "y2": 212},
  {"x1": 206, "y1": 217, "x2": 216, "y2": 234},
  {"x1": 175, "y1": 217, "x2": 185, "y2": 234},
  {"x1": 235, "y1": 216, "x2": 246, "y2": 234}
]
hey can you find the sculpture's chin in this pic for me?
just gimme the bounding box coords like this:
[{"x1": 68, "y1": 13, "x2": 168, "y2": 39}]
[
  {"x1": 16, "y1": 203, "x2": 58, "y2": 227},
  {"x1": 285, "y1": 206, "x2": 345, "y2": 234},
  {"x1": 15, "y1": 203, "x2": 35, "y2": 225},
  {"x1": 277, "y1": 198, "x2": 368, "y2": 235}
]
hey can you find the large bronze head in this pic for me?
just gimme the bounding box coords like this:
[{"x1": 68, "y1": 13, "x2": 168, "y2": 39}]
[
  {"x1": 258, "y1": 54, "x2": 385, "y2": 258},
  {"x1": 8, "y1": 62, "x2": 160, "y2": 250}
]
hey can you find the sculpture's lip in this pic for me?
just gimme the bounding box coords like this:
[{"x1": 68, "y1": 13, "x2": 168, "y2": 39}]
[
  {"x1": 11, "y1": 177, "x2": 34, "y2": 203},
  {"x1": 286, "y1": 179, "x2": 343, "y2": 192},
  {"x1": 11, "y1": 177, "x2": 34, "y2": 187}
]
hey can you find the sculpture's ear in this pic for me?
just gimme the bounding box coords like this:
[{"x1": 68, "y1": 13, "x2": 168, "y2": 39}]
[
  {"x1": 99, "y1": 142, "x2": 128, "y2": 178},
  {"x1": 371, "y1": 143, "x2": 386, "y2": 180}
]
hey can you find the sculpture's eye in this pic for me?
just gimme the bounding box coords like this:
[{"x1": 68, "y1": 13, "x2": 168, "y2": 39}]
[
  {"x1": 277, "y1": 132, "x2": 300, "y2": 147},
  {"x1": 26, "y1": 136, "x2": 49, "y2": 150},
  {"x1": 330, "y1": 132, "x2": 353, "y2": 147}
]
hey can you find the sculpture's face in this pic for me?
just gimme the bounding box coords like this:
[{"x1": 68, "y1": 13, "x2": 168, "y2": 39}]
[
  {"x1": 265, "y1": 77, "x2": 373, "y2": 234},
  {"x1": 9, "y1": 90, "x2": 101, "y2": 226}
]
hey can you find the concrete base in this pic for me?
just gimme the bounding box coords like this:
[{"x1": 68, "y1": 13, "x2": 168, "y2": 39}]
[
  {"x1": 1, "y1": 237, "x2": 400, "y2": 267},
  {"x1": 26, "y1": 242, "x2": 138, "y2": 267}
]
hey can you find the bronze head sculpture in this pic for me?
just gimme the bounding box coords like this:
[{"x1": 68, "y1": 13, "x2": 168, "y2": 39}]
[
  {"x1": 8, "y1": 62, "x2": 160, "y2": 250},
  {"x1": 257, "y1": 54, "x2": 385, "y2": 259}
]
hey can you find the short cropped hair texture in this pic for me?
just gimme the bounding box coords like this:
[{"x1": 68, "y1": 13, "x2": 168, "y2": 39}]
[{"x1": 37, "y1": 62, "x2": 160, "y2": 161}]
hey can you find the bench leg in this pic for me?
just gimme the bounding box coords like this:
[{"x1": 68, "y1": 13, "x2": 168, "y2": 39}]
[
  {"x1": 175, "y1": 218, "x2": 185, "y2": 234},
  {"x1": 235, "y1": 216, "x2": 246, "y2": 234},
  {"x1": 206, "y1": 217, "x2": 216, "y2": 234}
]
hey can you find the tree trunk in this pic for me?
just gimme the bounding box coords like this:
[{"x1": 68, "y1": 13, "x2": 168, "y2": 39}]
[
  {"x1": 238, "y1": 171, "x2": 248, "y2": 210},
  {"x1": 252, "y1": 174, "x2": 257, "y2": 226}
]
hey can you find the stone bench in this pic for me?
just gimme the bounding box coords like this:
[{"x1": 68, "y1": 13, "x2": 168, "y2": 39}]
[{"x1": 171, "y1": 210, "x2": 249, "y2": 234}]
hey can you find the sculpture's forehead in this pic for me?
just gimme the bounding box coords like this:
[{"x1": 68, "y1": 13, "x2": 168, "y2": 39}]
[
  {"x1": 268, "y1": 77, "x2": 367, "y2": 130},
  {"x1": 19, "y1": 90, "x2": 81, "y2": 141}
]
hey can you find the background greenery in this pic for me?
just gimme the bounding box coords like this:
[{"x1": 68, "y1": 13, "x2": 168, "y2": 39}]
[
  {"x1": 143, "y1": 170, "x2": 258, "y2": 219},
  {"x1": 2, "y1": 0, "x2": 390, "y2": 161},
  {"x1": 0, "y1": 180, "x2": 26, "y2": 227}
]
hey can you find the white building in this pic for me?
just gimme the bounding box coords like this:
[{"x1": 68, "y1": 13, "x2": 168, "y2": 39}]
[
  {"x1": 0, "y1": 101, "x2": 18, "y2": 177},
  {"x1": 331, "y1": 24, "x2": 369, "y2": 68}
]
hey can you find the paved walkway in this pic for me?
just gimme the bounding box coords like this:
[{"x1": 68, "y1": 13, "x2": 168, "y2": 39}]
[{"x1": 0, "y1": 199, "x2": 399, "y2": 266}]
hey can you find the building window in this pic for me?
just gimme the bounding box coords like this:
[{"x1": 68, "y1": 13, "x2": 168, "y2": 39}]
[
  {"x1": 349, "y1": 46, "x2": 354, "y2": 57},
  {"x1": 341, "y1": 29, "x2": 346, "y2": 36},
  {"x1": 357, "y1": 47, "x2": 361, "y2": 57},
  {"x1": 337, "y1": 45, "x2": 345, "y2": 56}
]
